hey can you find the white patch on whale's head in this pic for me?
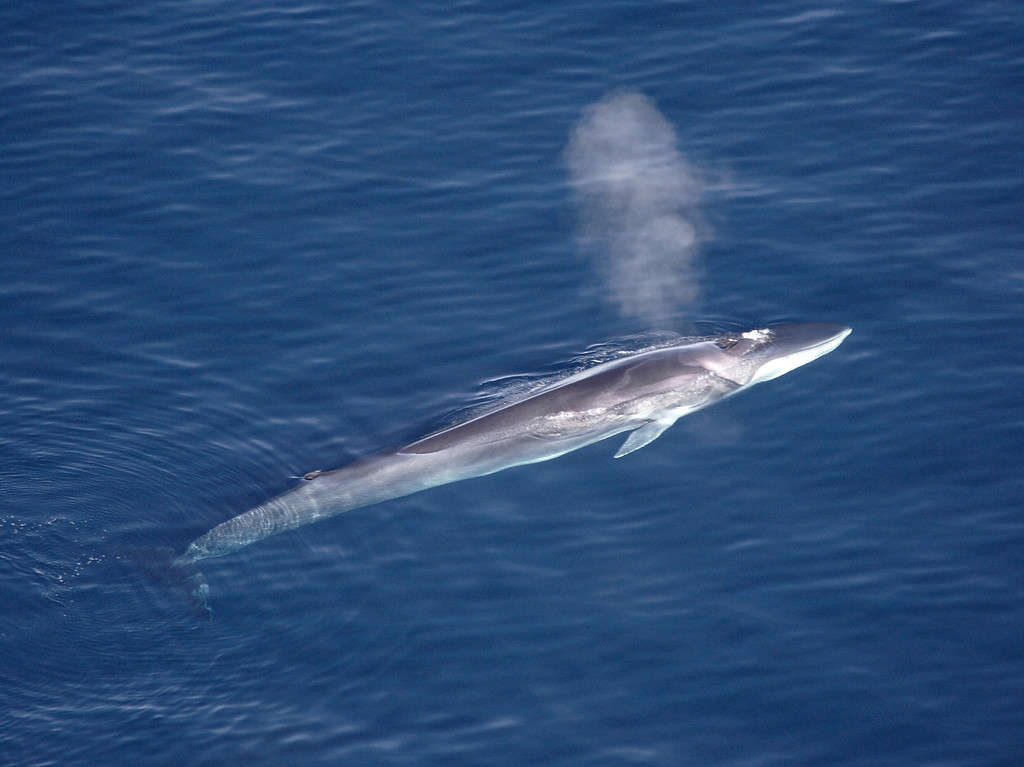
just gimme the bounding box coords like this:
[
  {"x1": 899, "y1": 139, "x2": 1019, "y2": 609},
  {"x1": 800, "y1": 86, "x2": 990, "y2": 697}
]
[{"x1": 741, "y1": 328, "x2": 772, "y2": 343}]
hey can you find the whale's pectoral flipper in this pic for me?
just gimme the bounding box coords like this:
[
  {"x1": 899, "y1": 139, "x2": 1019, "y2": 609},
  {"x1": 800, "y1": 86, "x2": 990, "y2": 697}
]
[{"x1": 614, "y1": 420, "x2": 674, "y2": 458}]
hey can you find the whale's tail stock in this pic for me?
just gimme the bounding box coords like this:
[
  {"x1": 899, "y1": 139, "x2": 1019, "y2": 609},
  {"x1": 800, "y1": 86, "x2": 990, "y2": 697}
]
[{"x1": 128, "y1": 547, "x2": 212, "y2": 620}]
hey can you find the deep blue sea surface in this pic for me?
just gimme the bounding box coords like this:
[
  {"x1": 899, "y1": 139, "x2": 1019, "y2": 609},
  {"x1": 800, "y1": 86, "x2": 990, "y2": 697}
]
[{"x1": 3, "y1": 2, "x2": 1023, "y2": 765}]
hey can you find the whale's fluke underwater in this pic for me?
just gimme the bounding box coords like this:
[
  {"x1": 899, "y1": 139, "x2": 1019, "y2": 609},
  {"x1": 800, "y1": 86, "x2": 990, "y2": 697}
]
[{"x1": 180, "y1": 324, "x2": 850, "y2": 579}]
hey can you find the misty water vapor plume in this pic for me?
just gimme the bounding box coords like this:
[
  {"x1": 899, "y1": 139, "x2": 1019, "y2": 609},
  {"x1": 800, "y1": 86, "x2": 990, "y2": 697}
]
[{"x1": 566, "y1": 90, "x2": 706, "y2": 326}]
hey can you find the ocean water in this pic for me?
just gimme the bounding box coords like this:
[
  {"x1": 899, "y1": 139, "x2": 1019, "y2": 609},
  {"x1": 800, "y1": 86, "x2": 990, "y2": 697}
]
[{"x1": 3, "y1": 1, "x2": 1023, "y2": 765}]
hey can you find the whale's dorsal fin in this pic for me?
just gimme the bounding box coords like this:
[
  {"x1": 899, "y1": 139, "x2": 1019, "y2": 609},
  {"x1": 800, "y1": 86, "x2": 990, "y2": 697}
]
[{"x1": 613, "y1": 420, "x2": 673, "y2": 458}]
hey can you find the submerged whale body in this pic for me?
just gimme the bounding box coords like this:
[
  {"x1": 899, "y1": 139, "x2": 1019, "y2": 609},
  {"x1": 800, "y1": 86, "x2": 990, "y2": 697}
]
[{"x1": 182, "y1": 323, "x2": 851, "y2": 566}]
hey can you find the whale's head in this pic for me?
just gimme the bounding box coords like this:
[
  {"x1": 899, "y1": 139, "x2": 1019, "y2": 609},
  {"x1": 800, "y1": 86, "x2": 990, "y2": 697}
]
[{"x1": 711, "y1": 323, "x2": 851, "y2": 387}]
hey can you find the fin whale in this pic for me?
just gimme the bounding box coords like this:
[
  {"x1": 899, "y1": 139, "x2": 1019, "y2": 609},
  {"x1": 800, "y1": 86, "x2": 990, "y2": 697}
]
[{"x1": 182, "y1": 324, "x2": 851, "y2": 566}]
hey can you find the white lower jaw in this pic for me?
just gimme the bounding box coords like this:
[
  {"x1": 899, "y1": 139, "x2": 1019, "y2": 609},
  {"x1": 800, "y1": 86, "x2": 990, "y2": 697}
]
[{"x1": 749, "y1": 329, "x2": 851, "y2": 385}]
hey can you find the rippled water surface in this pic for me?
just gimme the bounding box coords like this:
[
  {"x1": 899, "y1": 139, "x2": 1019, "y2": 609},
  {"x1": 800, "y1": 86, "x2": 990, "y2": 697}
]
[{"x1": 3, "y1": 2, "x2": 1023, "y2": 765}]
